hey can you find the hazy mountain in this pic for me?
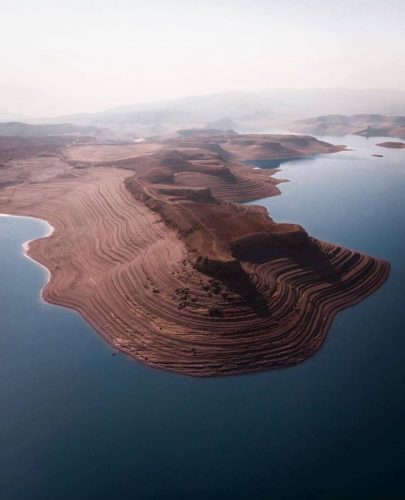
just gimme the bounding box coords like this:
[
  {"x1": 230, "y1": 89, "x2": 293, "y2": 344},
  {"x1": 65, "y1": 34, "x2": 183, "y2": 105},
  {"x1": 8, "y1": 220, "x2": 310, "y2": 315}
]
[
  {"x1": 0, "y1": 122, "x2": 105, "y2": 138},
  {"x1": 204, "y1": 116, "x2": 239, "y2": 131},
  {"x1": 26, "y1": 88, "x2": 405, "y2": 137},
  {"x1": 288, "y1": 114, "x2": 405, "y2": 139}
]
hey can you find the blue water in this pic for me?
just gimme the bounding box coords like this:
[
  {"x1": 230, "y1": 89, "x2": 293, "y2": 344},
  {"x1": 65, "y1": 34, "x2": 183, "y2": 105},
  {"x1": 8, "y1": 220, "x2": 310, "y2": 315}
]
[{"x1": 0, "y1": 135, "x2": 404, "y2": 499}]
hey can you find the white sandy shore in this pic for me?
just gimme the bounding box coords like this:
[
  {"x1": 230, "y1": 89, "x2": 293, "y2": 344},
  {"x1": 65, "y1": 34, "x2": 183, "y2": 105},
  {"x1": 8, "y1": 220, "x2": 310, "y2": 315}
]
[{"x1": 0, "y1": 213, "x2": 54, "y2": 301}]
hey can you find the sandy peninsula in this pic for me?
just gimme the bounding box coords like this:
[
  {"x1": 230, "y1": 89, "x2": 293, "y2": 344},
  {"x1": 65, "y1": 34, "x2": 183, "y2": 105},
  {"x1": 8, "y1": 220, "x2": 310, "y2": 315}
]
[{"x1": 0, "y1": 131, "x2": 389, "y2": 376}]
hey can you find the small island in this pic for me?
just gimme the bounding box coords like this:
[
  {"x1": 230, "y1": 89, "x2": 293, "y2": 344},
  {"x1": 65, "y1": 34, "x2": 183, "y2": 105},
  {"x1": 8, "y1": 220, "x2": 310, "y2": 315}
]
[{"x1": 376, "y1": 141, "x2": 405, "y2": 149}]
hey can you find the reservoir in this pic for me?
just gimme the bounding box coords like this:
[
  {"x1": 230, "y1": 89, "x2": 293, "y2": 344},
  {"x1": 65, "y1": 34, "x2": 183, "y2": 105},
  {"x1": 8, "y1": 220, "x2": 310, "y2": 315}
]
[{"x1": 0, "y1": 134, "x2": 404, "y2": 499}]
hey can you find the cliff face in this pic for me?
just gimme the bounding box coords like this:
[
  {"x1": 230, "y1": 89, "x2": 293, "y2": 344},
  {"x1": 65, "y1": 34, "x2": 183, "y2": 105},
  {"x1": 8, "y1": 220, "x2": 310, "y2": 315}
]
[{"x1": 124, "y1": 140, "x2": 311, "y2": 280}]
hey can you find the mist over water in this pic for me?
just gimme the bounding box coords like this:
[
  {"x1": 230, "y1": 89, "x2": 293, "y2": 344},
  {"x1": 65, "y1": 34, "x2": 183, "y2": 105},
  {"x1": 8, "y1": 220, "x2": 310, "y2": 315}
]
[{"x1": 0, "y1": 135, "x2": 404, "y2": 499}]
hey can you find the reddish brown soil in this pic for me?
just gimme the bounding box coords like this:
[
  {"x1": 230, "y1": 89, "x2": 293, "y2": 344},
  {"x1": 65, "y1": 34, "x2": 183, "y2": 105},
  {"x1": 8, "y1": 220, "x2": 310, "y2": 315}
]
[
  {"x1": 0, "y1": 132, "x2": 389, "y2": 376},
  {"x1": 0, "y1": 136, "x2": 73, "y2": 162}
]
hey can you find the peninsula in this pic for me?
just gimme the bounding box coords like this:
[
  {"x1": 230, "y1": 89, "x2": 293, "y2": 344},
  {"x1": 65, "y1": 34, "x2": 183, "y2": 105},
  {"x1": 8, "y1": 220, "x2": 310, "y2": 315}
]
[{"x1": 0, "y1": 128, "x2": 389, "y2": 376}]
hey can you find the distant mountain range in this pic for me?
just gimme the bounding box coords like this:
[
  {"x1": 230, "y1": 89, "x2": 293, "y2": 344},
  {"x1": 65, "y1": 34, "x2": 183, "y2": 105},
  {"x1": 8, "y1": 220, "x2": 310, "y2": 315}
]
[
  {"x1": 0, "y1": 122, "x2": 105, "y2": 137},
  {"x1": 288, "y1": 114, "x2": 405, "y2": 139},
  {"x1": 20, "y1": 88, "x2": 405, "y2": 137},
  {"x1": 1, "y1": 89, "x2": 404, "y2": 139}
]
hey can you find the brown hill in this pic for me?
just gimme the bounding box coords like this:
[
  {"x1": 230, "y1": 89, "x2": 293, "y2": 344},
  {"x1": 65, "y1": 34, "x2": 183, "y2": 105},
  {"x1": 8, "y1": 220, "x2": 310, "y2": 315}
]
[{"x1": 0, "y1": 132, "x2": 389, "y2": 376}]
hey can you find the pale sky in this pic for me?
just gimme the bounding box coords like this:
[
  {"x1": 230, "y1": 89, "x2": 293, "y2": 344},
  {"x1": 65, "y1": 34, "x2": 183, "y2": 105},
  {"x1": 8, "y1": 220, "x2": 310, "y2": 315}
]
[{"x1": 1, "y1": 0, "x2": 405, "y2": 117}]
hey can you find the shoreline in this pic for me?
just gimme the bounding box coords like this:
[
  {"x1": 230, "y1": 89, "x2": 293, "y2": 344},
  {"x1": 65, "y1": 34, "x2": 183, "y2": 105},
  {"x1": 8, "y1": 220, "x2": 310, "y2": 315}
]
[
  {"x1": 1, "y1": 213, "x2": 55, "y2": 302},
  {"x1": 0, "y1": 214, "x2": 390, "y2": 377},
  {"x1": 0, "y1": 212, "x2": 391, "y2": 377},
  {"x1": 0, "y1": 134, "x2": 390, "y2": 376}
]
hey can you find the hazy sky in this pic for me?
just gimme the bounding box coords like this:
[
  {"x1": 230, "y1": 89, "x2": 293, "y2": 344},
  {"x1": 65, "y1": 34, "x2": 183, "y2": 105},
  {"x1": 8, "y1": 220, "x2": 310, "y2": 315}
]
[{"x1": 1, "y1": 0, "x2": 404, "y2": 117}]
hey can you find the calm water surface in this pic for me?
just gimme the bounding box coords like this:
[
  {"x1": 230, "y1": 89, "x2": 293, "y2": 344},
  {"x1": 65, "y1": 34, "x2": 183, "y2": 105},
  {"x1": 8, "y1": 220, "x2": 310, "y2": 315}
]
[{"x1": 0, "y1": 135, "x2": 404, "y2": 499}]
